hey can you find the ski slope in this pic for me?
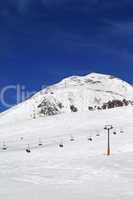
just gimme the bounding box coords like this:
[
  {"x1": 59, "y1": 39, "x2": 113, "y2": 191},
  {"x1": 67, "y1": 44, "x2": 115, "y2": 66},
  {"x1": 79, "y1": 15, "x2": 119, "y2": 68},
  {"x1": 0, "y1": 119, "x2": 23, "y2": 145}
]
[{"x1": 0, "y1": 106, "x2": 133, "y2": 199}]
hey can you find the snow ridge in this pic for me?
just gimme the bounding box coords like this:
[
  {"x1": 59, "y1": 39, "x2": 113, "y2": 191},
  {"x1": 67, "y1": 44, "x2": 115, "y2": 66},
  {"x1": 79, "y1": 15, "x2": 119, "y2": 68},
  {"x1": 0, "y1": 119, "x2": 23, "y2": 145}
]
[{"x1": 1, "y1": 72, "x2": 133, "y2": 123}]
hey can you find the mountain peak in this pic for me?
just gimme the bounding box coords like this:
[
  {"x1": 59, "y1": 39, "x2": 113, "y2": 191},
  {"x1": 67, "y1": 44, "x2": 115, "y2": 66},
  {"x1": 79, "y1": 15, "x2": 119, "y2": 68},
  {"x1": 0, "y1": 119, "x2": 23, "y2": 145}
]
[
  {"x1": 85, "y1": 72, "x2": 116, "y2": 79},
  {"x1": 86, "y1": 72, "x2": 108, "y2": 77},
  {"x1": 59, "y1": 73, "x2": 116, "y2": 84},
  {"x1": 52, "y1": 72, "x2": 117, "y2": 89},
  {"x1": 1, "y1": 72, "x2": 133, "y2": 122}
]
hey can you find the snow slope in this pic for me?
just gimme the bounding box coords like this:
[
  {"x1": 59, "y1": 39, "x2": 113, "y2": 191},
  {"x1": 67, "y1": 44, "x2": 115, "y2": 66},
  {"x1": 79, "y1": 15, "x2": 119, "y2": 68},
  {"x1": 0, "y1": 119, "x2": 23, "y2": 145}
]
[
  {"x1": 0, "y1": 106, "x2": 133, "y2": 199},
  {"x1": 1, "y1": 73, "x2": 133, "y2": 199},
  {"x1": 1, "y1": 72, "x2": 133, "y2": 123}
]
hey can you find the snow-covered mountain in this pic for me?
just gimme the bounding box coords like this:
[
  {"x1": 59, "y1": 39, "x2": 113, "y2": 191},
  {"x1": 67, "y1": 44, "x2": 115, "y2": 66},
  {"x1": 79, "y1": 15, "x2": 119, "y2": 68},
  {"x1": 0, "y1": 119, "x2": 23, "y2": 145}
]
[
  {"x1": 1, "y1": 73, "x2": 133, "y2": 200},
  {"x1": 1, "y1": 72, "x2": 133, "y2": 123}
]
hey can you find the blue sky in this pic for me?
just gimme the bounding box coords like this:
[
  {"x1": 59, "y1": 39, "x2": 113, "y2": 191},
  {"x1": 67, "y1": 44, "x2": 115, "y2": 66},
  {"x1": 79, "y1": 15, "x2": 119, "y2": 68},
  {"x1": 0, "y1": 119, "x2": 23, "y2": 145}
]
[{"x1": 0, "y1": 0, "x2": 133, "y2": 110}]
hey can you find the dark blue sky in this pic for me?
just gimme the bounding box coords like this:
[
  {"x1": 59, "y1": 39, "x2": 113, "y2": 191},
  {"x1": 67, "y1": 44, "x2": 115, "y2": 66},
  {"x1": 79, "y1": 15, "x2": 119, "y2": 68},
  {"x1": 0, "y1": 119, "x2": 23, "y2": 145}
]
[{"x1": 0, "y1": 0, "x2": 133, "y2": 110}]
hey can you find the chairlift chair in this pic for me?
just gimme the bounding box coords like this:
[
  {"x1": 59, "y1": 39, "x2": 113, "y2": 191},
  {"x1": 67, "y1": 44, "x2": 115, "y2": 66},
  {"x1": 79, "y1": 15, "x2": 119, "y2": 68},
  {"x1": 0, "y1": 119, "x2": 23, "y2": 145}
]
[
  {"x1": 120, "y1": 130, "x2": 124, "y2": 133},
  {"x1": 38, "y1": 139, "x2": 43, "y2": 146},
  {"x1": 26, "y1": 149, "x2": 31, "y2": 153},
  {"x1": 59, "y1": 143, "x2": 64, "y2": 148},
  {"x1": 38, "y1": 142, "x2": 43, "y2": 146},
  {"x1": 70, "y1": 136, "x2": 75, "y2": 141},
  {"x1": 88, "y1": 137, "x2": 93, "y2": 141},
  {"x1": 26, "y1": 145, "x2": 31, "y2": 153},
  {"x1": 96, "y1": 134, "x2": 100, "y2": 137},
  {"x1": 2, "y1": 143, "x2": 7, "y2": 150}
]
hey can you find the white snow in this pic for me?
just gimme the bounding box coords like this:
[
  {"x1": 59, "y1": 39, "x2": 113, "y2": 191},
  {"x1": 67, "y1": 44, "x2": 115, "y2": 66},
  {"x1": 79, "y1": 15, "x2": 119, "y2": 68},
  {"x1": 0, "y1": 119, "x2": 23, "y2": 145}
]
[
  {"x1": 1, "y1": 73, "x2": 133, "y2": 199},
  {"x1": 0, "y1": 106, "x2": 133, "y2": 199},
  {"x1": 1, "y1": 72, "x2": 133, "y2": 123}
]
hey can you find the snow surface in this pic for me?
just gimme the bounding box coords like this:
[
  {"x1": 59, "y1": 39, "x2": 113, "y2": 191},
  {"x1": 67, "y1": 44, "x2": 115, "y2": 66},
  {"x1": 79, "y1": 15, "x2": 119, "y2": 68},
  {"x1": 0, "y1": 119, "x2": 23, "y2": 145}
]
[
  {"x1": 1, "y1": 72, "x2": 133, "y2": 122},
  {"x1": 1, "y1": 73, "x2": 133, "y2": 199},
  {"x1": 0, "y1": 106, "x2": 133, "y2": 199}
]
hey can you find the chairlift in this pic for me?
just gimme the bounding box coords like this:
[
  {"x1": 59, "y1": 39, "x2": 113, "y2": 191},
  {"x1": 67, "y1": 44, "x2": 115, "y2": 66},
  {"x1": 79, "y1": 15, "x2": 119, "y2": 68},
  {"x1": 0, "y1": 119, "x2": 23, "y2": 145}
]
[
  {"x1": 113, "y1": 132, "x2": 117, "y2": 135},
  {"x1": 120, "y1": 130, "x2": 124, "y2": 133},
  {"x1": 70, "y1": 136, "x2": 75, "y2": 141},
  {"x1": 26, "y1": 149, "x2": 31, "y2": 153},
  {"x1": 38, "y1": 139, "x2": 43, "y2": 146},
  {"x1": 59, "y1": 143, "x2": 64, "y2": 148},
  {"x1": 2, "y1": 143, "x2": 7, "y2": 150},
  {"x1": 38, "y1": 142, "x2": 43, "y2": 146},
  {"x1": 26, "y1": 145, "x2": 31, "y2": 153},
  {"x1": 96, "y1": 133, "x2": 100, "y2": 137},
  {"x1": 88, "y1": 137, "x2": 93, "y2": 141}
]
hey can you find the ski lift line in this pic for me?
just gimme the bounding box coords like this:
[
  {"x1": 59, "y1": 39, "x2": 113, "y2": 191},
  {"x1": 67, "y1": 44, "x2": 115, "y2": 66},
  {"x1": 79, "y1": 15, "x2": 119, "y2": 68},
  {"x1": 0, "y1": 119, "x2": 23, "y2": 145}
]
[
  {"x1": 0, "y1": 130, "x2": 101, "y2": 150},
  {"x1": 0, "y1": 127, "x2": 98, "y2": 147},
  {"x1": 0, "y1": 133, "x2": 90, "y2": 152},
  {"x1": 0, "y1": 131, "x2": 124, "y2": 154},
  {"x1": 0, "y1": 135, "x2": 73, "y2": 152},
  {"x1": 0, "y1": 140, "x2": 60, "y2": 153},
  {"x1": 1, "y1": 122, "x2": 110, "y2": 142},
  {"x1": 0, "y1": 130, "x2": 101, "y2": 147},
  {"x1": 0, "y1": 124, "x2": 127, "y2": 153}
]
